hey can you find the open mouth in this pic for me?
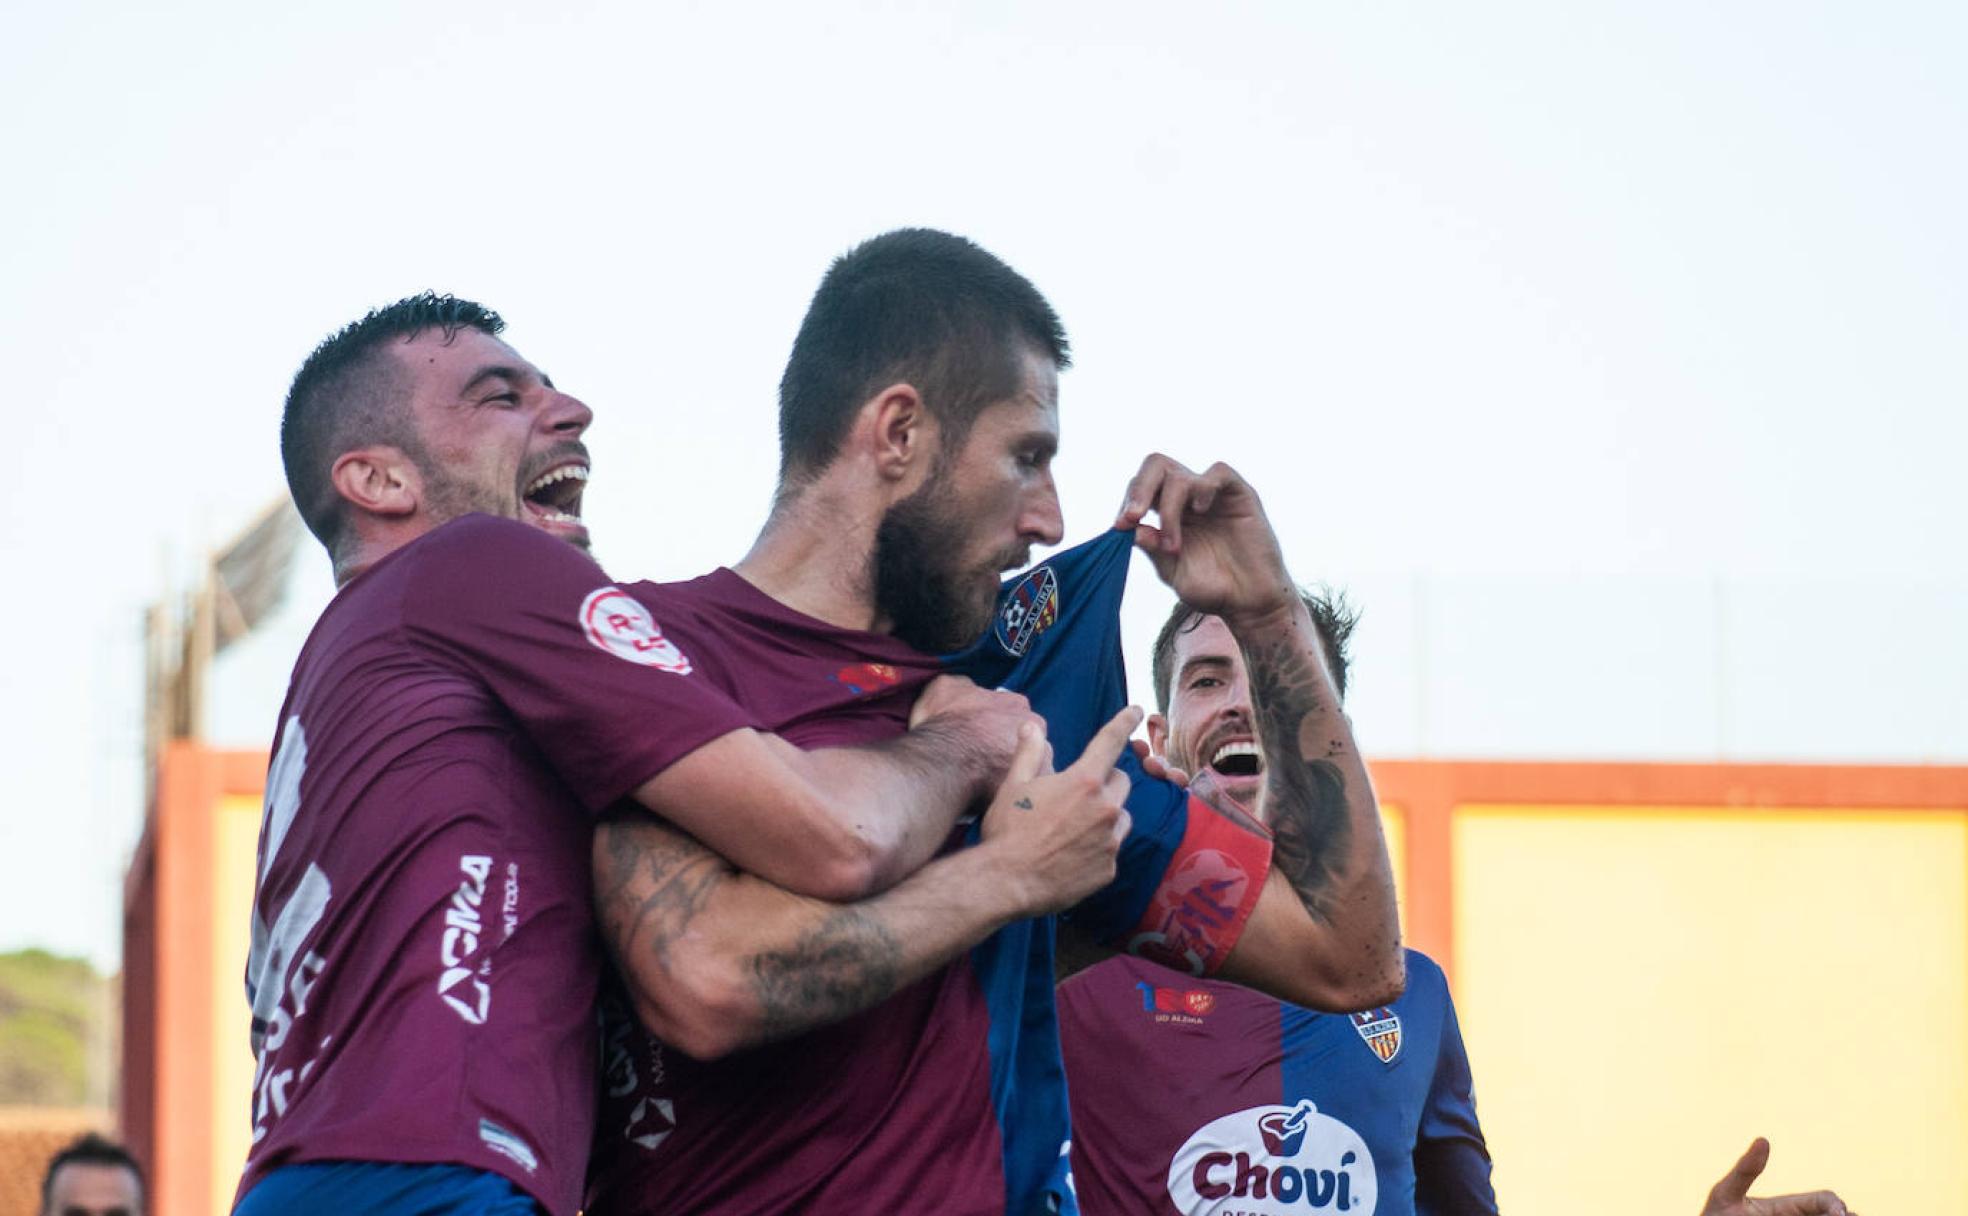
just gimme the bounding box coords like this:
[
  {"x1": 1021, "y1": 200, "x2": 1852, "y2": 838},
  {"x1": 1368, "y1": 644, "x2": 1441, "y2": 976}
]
[
  {"x1": 523, "y1": 463, "x2": 588, "y2": 528},
  {"x1": 1208, "y1": 739, "x2": 1263, "y2": 780}
]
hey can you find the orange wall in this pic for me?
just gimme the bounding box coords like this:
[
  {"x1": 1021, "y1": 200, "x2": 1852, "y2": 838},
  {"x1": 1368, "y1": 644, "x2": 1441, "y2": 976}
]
[{"x1": 122, "y1": 745, "x2": 267, "y2": 1216}]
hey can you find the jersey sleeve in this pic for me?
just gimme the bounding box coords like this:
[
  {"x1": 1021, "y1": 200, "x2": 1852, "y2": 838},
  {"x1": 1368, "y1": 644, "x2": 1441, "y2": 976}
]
[
  {"x1": 402, "y1": 516, "x2": 758, "y2": 812},
  {"x1": 1412, "y1": 957, "x2": 1498, "y2": 1216},
  {"x1": 1064, "y1": 750, "x2": 1272, "y2": 977}
]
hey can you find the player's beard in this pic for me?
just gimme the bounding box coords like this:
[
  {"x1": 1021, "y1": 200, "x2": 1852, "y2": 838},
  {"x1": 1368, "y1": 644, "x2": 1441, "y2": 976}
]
[{"x1": 873, "y1": 480, "x2": 1009, "y2": 655}]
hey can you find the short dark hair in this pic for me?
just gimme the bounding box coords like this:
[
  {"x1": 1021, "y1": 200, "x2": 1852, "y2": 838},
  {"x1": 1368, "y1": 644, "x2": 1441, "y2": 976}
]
[
  {"x1": 281, "y1": 292, "x2": 505, "y2": 553},
  {"x1": 41, "y1": 1132, "x2": 143, "y2": 1213},
  {"x1": 1150, "y1": 588, "x2": 1360, "y2": 713},
  {"x1": 776, "y1": 228, "x2": 1071, "y2": 483}
]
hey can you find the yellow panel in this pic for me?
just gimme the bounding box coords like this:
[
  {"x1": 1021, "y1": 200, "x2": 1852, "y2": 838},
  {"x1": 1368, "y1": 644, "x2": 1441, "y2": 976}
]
[
  {"x1": 1453, "y1": 806, "x2": 1968, "y2": 1216},
  {"x1": 1379, "y1": 802, "x2": 1408, "y2": 937},
  {"x1": 210, "y1": 794, "x2": 263, "y2": 1214}
]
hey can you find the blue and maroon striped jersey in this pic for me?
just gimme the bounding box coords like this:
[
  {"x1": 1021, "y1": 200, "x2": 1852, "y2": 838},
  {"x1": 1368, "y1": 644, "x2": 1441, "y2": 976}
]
[{"x1": 1057, "y1": 950, "x2": 1496, "y2": 1216}]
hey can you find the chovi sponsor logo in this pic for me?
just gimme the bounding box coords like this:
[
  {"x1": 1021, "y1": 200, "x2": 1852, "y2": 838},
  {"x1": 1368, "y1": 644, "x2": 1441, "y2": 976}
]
[{"x1": 1166, "y1": 1101, "x2": 1376, "y2": 1215}]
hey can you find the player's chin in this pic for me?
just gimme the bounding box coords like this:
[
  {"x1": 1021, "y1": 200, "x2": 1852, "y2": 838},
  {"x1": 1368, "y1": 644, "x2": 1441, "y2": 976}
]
[
  {"x1": 958, "y1": 573, "x2": 1003, "y2": 631},
  {"x1": 1211, "y1": 772, "x2": 1263, "y2": 810},
  {"x1": 522, "y1": 504, "x2": 591, "y2": 550}
]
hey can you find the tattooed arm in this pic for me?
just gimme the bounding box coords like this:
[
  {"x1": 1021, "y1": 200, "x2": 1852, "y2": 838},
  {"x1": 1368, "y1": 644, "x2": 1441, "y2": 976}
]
[
  {"x1": 1119, "y1": 455, "x2": 1403, "y2": 1010},
  {"x1": 1210, "y1": 597, "x2": 1403, "y2": 1008},
  {"x1": 598, "y1": 710, "x2": 1142, "y2": 1060}
]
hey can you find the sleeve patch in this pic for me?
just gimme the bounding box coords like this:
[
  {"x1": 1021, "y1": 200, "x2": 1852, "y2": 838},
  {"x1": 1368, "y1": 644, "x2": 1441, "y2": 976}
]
[
  {"x1": 580, "y1": 587, "x2": 693, "y2": 673},
  {"x1": 1124, "y1": 794, "x2": 1272, "y2": 977}
]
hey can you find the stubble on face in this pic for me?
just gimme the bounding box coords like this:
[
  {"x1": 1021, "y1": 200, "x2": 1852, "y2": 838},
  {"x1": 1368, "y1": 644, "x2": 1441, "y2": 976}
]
[
  {"x1": 390, "y1": 330, "x2": 593, "y2": 550},
  {"x1": 872, "y1": 475, "x2": 1012, "y2": 654}
]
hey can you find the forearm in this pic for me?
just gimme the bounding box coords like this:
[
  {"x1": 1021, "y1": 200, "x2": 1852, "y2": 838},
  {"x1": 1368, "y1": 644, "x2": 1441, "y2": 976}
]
[
  {"x1": 1229, "y1": 598, "x2": 1403, "y2": 998},
  {"x1": 629, "y1": 723, "x2": 988, "y2": 904},
  {"x1": 594, "y1": 812, "x2": 1023, "y2": 1060},
  {"x1": 790, "y1": 718, "x2": 995, "y2": 891}
]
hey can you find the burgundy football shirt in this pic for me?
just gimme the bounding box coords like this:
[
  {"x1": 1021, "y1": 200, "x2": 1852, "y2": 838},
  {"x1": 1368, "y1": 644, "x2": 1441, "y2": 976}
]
[
  {"x1": 583, "y1": 568, "x2": 1008, "y2": 1215},
  {"x1": 238, "y1": 515, "x2": 755, "y2": 1215}
]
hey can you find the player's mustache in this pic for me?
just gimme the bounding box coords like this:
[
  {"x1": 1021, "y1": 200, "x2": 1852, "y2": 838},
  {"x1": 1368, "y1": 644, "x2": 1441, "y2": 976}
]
[{"x1": 995, "y1": 546, "x2": 1033, "y2": 574}]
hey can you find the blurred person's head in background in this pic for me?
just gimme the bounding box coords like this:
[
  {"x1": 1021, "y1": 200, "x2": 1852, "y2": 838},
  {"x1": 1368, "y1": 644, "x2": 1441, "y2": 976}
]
[{"x1": 41, "y1": 1132, "x2": 143, "y2": 1216}]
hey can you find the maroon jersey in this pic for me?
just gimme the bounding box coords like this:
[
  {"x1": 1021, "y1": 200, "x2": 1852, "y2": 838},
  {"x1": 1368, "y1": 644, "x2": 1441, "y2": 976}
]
[
  {"x1": 239, "y1": 515, "x2": 755, "y2": 1215},
  {"x1": 585, "y1": 568, "x2": 1006, "y2": 1215}
]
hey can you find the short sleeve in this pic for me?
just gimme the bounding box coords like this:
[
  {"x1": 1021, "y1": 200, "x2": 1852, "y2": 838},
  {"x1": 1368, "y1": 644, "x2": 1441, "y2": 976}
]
[
  {"x1": 402, "y1": 516, "x2": 758, "y2": 812},
  {"x1": 1413, "y1": 956, "x2": 1498, "y2": 1215},
  {"x1": 1065, "y1": 751, "x2": 1273, "y2": 977}
]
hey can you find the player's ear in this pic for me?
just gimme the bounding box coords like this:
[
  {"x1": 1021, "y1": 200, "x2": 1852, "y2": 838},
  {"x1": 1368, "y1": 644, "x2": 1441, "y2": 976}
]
[
  {"x1": 862, "y1": 382, "x2": 935, "y2": 485},
  {"x1": 1145, "y1": 712, "x2": 1171, "y2": 757},
  {"x1": 331, "y1": 446, "x2": 420, "y2": 520}
]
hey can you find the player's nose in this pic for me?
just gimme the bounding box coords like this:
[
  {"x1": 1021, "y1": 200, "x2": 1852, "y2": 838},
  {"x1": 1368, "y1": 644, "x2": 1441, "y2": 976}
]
[
  {"x1": 1218, "y1": 678, "x2": 1255, "y2": 722},
  {"x1": 544, "y1": 390, "x2": 594, "y2": 437},
  {"x1": 1020, "y1": 477, "x2": 1064, "y2": 546}
]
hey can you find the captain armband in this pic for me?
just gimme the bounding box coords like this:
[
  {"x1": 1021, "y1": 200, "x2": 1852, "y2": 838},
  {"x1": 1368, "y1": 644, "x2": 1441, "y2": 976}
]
[{"x1": 1122, "y1": 793, "x2": 1273, "y2": 977}]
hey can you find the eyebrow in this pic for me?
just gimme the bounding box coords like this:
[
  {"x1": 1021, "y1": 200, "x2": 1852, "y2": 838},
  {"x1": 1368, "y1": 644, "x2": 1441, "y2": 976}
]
[
  {"x1": 1177, "y1": 654, "x2": 1234, "y2": 684},
  {"x1": 459, "y1": 364, "x2": 552, "y2": 395}
]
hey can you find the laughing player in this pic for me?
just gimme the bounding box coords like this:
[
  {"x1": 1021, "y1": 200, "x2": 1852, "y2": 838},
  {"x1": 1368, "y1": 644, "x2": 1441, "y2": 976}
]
[
  {"x1": 235, "y1": 294, "x2": 1119, "y2": 1215},
  {"x1": 1060, "y1": 597, "x2": 1862, "y2": 1216},
  {"x1": 1057, "y1": 593, "x2": 1496, "y2": 1216},
  {"x1": 583, "y1": 229, "x2": 1404, "y2": 1215}
]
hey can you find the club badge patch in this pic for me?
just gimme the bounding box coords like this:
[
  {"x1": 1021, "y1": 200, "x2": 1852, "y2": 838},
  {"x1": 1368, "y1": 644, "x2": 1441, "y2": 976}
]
[
  {"x1": 580, "y1": 587, "x2": 692, "y2": 674},
  {"x1": 994, "y1": 565, "x2": 1059, "y2": 657},
  {"x1": 1350, "y1": 1006, "x2": 1402, "y2": 1064}
]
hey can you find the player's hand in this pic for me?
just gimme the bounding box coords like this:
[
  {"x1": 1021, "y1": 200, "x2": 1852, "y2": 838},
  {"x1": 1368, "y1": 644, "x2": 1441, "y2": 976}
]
[
  {"x1": 980, "y1": 707, "x2": 1140, "y2": 917},
  {"x1": 909, "y1": 675, "x2": 1042, "y2": 787},
  {"x1": 1701, "y1": 1138, "x2": 1854, "y2": 1216},
  {"x1": 1131, "y1": 738, "x2": 1190, "y2": 786},
  {"x1": 1115, "y1": 454, "x2": 1295, "y2": 626}
]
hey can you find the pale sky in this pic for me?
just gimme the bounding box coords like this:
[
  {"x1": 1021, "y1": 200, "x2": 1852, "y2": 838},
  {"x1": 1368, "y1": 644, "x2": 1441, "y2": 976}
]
[{"x1": 3, "y1": 1, "x2": 1963, "y2": 971}]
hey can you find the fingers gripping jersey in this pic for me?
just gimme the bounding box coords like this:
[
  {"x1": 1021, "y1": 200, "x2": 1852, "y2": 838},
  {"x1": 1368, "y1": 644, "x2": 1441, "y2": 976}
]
[
  {"x1": 587, "y1": 530, "x2": 1268, "y2": 1216},
  {"x1": 942, "y1": 529, "x2": 1268, "y2": 1213}
]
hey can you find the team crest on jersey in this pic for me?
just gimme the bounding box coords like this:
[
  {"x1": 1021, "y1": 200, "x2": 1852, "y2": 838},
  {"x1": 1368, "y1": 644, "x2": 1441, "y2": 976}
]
[
  {"x1": 994, "y1": 565, "x2": 1060, "y2": 657},
  {"x1": 832, "y1": 662, "x2": 901, "y2": 696},
  {"x1": 580, "y1": 587, "x2": 692, "y2": 674},
  {"x1": 1350, "y1": 1006, "x2": 1402, "y2": 1064}
]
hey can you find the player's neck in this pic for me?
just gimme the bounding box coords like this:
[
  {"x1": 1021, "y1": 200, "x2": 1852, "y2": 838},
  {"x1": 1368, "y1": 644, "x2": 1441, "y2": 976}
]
[
  {"x1": 333, "y1": 519, "x2": 426, "y2": 587},
  {"x1": 733, "y1": 481, "x2": 888, "y2": 634}
]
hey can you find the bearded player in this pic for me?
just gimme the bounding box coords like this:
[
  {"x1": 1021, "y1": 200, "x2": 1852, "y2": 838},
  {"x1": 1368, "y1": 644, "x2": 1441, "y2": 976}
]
[
  {"x1": 583, "y1": 228, "x2": 1403, "y2": 1215},
  {"x1": 236, "y1": 293, "x2": 1128, "y2": 1215}
]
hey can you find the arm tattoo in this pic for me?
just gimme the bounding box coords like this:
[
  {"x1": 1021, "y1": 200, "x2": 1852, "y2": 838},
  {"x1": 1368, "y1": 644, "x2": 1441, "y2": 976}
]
[
  {"x1": 748, "y1": 909, "x2": 903, "y2": 1040},
  {"x1": 1240, "y1": 629, "x2": 1352, "y2": 923},
  {"x1": 597, "y1": 809, "x2": 909, "y2": 1043},
  {"x1": 594, "y1": 812, "x2": 730, "y2": 971}
]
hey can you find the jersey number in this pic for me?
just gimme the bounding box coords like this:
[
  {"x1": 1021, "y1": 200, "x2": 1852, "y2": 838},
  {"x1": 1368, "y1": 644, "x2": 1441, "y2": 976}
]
[{"x1": 245, "y1": 717, "x2": 333, "y2": 1143}]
